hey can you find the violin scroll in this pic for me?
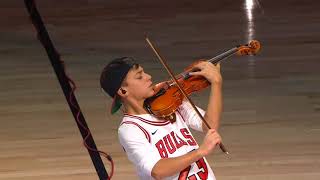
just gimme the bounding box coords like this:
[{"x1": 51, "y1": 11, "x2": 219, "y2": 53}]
[{"x1": 236, "y1": 40, "x2": 261, "y2": 56}]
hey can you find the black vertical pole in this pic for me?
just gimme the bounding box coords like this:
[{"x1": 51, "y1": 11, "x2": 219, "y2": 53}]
[{"x1": 24, "y1": 0, "x2": 108, "y2": 179}]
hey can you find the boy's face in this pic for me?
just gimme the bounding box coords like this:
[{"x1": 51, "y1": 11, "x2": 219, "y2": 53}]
[{"x1": 121, "y1": 65, "x2": 155, "y2": 100}]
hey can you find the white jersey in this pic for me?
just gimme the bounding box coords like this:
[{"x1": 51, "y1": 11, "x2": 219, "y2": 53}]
[{"x1": 118, "y1": 101, "x2": 216, "y2": 180}]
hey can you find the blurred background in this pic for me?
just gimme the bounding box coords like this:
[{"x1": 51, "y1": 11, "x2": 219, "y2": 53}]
[{"x1": 0, "y1": 0, "x2": 319, "y2": 179}]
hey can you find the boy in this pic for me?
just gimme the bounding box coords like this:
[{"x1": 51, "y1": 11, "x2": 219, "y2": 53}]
[{"x1": 100, "y1": 57, "x2": 223, "y2": 180}]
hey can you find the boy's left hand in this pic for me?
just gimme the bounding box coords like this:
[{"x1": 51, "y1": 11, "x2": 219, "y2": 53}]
[{"x1": 188, "y1": 61, "x2": 222, "y2": 84}]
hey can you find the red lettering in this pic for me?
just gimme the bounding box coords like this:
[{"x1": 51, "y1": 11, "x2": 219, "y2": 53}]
[
  {"x1": 155, "y1": 129, "x2": 197, "y2": 158},
  {"x1": 178, "y1": 157, "x2": 208, "y2": 180},
  {"x1": 196, "y1": 158, "x2": 208, "y2": 179},
  {"x1": 163, "y1": 134, "x2": 176, "y2": 154},
  {"x1": 180, "y1": 128, "x2": 197, "y2": 146},
  {"x1": 178, "y1": 165, "x2": 191, "y2": 180},
  {"x1": 171, "y1": 131, "x2": 187, "y2": 149},
  {"x1": 155, "y1": 140, "x2": 168, "y2": 158}
]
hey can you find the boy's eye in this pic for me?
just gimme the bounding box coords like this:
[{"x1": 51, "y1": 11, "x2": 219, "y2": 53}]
[{"x1": 137, "y1": 76, "x2": 142, "y2": 79}]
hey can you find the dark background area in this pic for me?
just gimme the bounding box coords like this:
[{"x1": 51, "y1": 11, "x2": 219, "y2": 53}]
[{"x1": 0, "y1": 0, "x2": 319, "y2": 179}]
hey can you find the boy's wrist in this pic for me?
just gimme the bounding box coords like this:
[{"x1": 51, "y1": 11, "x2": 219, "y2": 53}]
[
  {"x1": 195, "y1": 148, "x2": 205, "y2": 158},
  {"x1": 211, "y1": 83, "x2": 222, "y2": 90}
]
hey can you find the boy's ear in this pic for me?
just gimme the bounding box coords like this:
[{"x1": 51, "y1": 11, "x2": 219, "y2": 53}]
[
  {"x1": 117, "y1": 88, "x2": 127, "y2": 97},
  {"x1": 120, "y1": 88, "x2": 126, "y2": 94}
]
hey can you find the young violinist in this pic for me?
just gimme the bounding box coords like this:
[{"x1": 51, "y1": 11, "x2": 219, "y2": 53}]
[{"x1": 100, "y1": 56, "x2": 223, "y2": 180}]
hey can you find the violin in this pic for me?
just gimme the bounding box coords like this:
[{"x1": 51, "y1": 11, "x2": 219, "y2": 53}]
[
  {"x1": 145, "y1": 38, "x2": 261, "y2": 155},
  {"x1": 144, "y1": 38, "x2": 261, "y2": 154},
  {"x1": 144, "y1": 40, "x2": 261, "y2": 121}
]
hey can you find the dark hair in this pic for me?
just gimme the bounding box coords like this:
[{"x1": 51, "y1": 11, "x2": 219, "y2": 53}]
[{"x1": 100, "y1": 57, "x2": 139, "y2": 114}]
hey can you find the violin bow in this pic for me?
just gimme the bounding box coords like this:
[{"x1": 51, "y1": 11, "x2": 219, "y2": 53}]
[{"x1": 146, "y1": 37, "x2": 229, "y2": 155}]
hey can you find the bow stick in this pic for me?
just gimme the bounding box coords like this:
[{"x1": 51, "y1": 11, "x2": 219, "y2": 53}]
[{"x1": 145, "y1": 37, "x2": 229, "y2": 155}]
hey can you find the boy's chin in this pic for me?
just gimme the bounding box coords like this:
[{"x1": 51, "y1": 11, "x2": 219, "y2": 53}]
[{"x1": 146, "y1": 89, "x2": 156, "y2": 98}]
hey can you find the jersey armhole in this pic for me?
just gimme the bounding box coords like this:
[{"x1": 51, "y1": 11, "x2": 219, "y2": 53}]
[{"x1": 121, "y1": 121, "x2": 151, "y2": 143}]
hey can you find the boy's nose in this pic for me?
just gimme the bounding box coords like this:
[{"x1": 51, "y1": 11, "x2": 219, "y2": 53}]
[{"x1": 146, "y1": 73, "x2": 152, "y2": 80}]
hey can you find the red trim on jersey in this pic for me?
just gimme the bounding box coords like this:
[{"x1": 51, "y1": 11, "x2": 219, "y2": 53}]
[
  {"x1": 124, "y1": 114, "x2": 170, "y2": 126},
  {"x1": 121, "y1": 121, "x2": 151, "y2": 143}
]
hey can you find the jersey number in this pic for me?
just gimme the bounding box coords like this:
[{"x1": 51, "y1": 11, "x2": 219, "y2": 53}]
[{"x1": 178, "y1": 157, "x2": 208, "y2": 180}]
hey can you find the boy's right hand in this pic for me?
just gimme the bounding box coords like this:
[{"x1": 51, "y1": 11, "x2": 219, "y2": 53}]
[{"x1": 198, "y1": 129, "x2": 222, "y2": 156}]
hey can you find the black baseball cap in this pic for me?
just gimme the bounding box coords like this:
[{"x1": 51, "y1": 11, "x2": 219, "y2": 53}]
[{"x1": 100, "y1": 57, "x2": 138, "y2": 114}]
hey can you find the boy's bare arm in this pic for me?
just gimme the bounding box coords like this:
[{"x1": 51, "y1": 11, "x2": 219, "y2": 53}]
[
  {"x1": 188, "y1": 62, "x2": 223, "y2": 131},
  {"x1": 203, "y1": 83, "x2": 222, "y2": 131}
]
